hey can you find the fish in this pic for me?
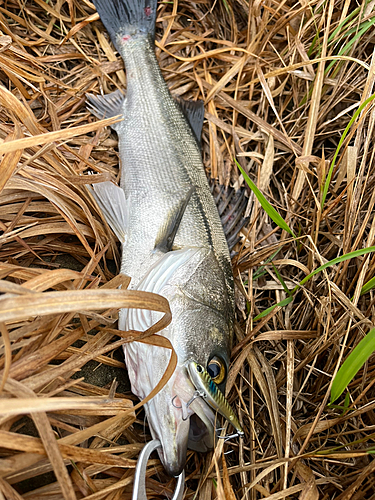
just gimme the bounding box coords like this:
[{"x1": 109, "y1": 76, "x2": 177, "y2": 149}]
[{"x1": 87, "y1": 0, "x2": 236, "y2": 477}]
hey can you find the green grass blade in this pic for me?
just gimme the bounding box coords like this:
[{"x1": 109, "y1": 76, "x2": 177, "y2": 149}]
[
  {"x1": 327, "y1": 7, "x2": 360, "y2": 45},
  {"x1": 330, "y1": 328, "x2": 375, "y2": 404},
  {"x1": 307, "y1": 30, "x2": 320, "y2": 58},
  {"x1": 236, "y1": 160, "x2": 296, "y2": 238},
  {"x1": 361, "y1": 276, "x2": 375, "y2": 296},
  {"x1": 253, "y1": 295, "x2": 293, "y2": 321},
  {"x1": 325, "y1": 16, "x2": 375, "y2": 75},
  {"x1": 295, "y1": 246, "x2": 375, "y2": 291},
  {"x1": 221, "y1": 0, "x2": 230, "y2": 13},
  {"x1": 252, "y1": 268, "x2": 267, "y2": 281},
  {"x1": 272, "y1": 263, "x2": 292, "y2": 297},
  {"x1": 321, "y1": 93, "x2": 375, "y2": 210},
  {"x1": 252, "y1": 249, "x2": 282, "y2": 281},
  {"x1": 254, "y1": 246, "x2": 375, "y2": 321}
]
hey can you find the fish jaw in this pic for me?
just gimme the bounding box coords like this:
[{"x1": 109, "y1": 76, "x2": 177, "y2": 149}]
[{"x1": 123, "y1": 341, "x2": 216, "y2": 476}]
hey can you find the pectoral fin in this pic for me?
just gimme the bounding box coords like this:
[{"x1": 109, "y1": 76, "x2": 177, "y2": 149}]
[
  {"x1": 90, "y1": 181, "x2": 128, "y2": 244},
  {"x1": 124, "y1": 247, "x2": 205, "y2": 332},
  {"x1": 154, "y1": 187, "x2": 195, "y2": 253}
]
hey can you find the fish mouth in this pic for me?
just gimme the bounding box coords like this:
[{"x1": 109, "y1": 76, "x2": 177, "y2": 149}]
[
  {"x1": 187, "y1": 397, "x2": 215, "y2": 452},
  {"x1": 144, "y1": 366, "x2": 216, "y2": 477}
]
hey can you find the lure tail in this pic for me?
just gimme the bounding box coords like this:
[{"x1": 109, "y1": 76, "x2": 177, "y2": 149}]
[{"x1": 92, "y1": 0, "x2": 158, "y2": 50}]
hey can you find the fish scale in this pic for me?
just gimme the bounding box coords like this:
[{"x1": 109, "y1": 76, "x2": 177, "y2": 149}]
[{"x1": 119, "y1": 44, "x2": 229, "y2": 286}]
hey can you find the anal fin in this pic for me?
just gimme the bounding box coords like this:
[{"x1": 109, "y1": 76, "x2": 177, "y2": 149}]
[{"x1": 154, "y1": 186, "x2": 195, "y2": 253}]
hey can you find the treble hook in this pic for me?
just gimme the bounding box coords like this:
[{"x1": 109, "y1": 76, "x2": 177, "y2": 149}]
[
  {"x1": 171, "y1": 395, "x2": 189, "y2": 421},
  {"x1": 171, "y1": 391, "x2": 206, "y2": 421},
  {"x1": 186, "y1": 390, "x2": 206, "y2": 408},
  {"x1": 171, "y1": 395, "x2": 182, "y2": 409},
  {"x1": 215, "y1": 427, "x2": 242, "y2": 443},
  {"x1": 218, "y1": 431, "x2": 241, "y2": 442}
]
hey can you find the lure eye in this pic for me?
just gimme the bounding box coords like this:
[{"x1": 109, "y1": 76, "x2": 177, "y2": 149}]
[{"x1": 207, "y1": 356, "x2": 226, "y2": 384}]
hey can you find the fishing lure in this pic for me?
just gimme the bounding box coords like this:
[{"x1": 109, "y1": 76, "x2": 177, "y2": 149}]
[{"x1": 186, "y1": 360, "x2": 244, "y2": 438}]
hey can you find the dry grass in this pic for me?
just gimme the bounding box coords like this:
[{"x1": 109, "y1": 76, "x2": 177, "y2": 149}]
[{"x1": 1, "y1": 0, "x2": 375, "y2": 498}]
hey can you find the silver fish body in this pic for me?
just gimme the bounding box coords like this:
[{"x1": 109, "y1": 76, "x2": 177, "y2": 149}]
[{"x1": 89, "y1": 0, "x2": 235, "y2": 477}]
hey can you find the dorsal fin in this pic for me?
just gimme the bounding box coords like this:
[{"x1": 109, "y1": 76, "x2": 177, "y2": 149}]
[
  {"x1": 176, "y1": 98, "x2": 205, "y2": 147},
  {"x1": 210, "y1": 181, "x2": 249, "y2": 254},
  {"x1": 86, "y1": 90, "x2": 125, "y2": 131}
]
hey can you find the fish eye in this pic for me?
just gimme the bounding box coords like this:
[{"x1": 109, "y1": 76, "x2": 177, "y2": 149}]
[
  {"x1": 196, "y1": 364, "x2": 203, "y2": 373},
  {"x1": 207, "y1": 356, "x2": 226, "y2": 384}
]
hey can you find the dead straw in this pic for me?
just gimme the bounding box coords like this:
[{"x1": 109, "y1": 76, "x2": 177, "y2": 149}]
[{"x1": 1, "y1": 0, "x2": 375, "y2": 498}]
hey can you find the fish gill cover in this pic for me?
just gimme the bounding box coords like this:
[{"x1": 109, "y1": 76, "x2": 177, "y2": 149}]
[{"x1": 0, "y1": 1, "x2": 375, "y2": 499}]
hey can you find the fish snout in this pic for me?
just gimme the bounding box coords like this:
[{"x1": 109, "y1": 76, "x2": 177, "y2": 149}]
[{"x1": 157, "y1": 440, "x2": 187, "y2": 478}]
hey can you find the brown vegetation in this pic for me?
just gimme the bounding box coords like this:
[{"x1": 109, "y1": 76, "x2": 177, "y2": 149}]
[{"x1": 0, "y1": 0, "x2": 375, "y2": 498}]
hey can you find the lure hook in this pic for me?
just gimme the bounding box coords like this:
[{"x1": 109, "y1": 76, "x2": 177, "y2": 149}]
[
  {"x1": 171, "y1": 395, "x2": 182, "y2": 409},
  {"x1": 171, "y1": 395, "x2": 188, "y2": 421},
  {"x1": 171, "y1": 391, "x2": 206, "y2": 421},
  {"x1": 218, "y1": 431, "x2": 241, "y2": 442},
  {"x1": 186, "y1": 390, "x2": 206, "y2": 408},
  {"x1": 215, "y1": 427, "x2": 243, "y2": 443}
]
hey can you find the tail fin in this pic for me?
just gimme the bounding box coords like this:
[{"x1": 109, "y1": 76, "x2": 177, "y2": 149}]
[{"x1": 92, "y1": 0, "x2": 158, "y2": 50}]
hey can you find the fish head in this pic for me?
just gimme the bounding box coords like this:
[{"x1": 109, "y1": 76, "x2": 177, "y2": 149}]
[
  {"x1": 122, "y1": 247, "x2": 234, "y2": 476},
  {"x1": 166, "y1": 247, "x2": 234, "y2": 457},
  {"x1": 171, "y1": 304, "x2": 232, "y2": 452},
  {"x1": 123, "y1": 304, "x2": 232, "y2": 477},
  {"x1": 150, "y1": 301, "x2": 232, "y2": 474}
]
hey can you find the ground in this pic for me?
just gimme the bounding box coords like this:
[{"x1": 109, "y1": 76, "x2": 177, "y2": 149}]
[{"x1": 0, "y1": 1, "x2": 375, "y2": 499}]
